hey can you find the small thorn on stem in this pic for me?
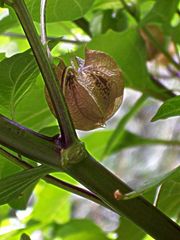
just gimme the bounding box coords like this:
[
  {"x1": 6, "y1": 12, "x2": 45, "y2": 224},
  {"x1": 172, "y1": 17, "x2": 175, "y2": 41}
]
[{"x1": 114, "y1": 189, "x2": 122, "y2": 200}]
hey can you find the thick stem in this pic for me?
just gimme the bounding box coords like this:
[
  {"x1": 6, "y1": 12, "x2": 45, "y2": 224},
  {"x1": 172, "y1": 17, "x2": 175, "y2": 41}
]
[
  {"x1": 0, "y1": 114, "x2": 180, "y2": 239},
  {"x1": 0, "y1": 147, "x2": 109, "y2": 209},
  {"x1": 7, "y1": 0, "x2": 77, "y2": 147},
  {"x1": 65, "y1": 153, "x2": 180, "y2": 240},
  {"x1": 0, "y1": 114, "x2": 60, "y2": 169}
]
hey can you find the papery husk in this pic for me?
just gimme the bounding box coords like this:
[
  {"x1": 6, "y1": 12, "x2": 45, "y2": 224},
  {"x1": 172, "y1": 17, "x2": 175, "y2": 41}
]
[{"x1": 45, "y1": 49, "x2": 124, "y2": 131}]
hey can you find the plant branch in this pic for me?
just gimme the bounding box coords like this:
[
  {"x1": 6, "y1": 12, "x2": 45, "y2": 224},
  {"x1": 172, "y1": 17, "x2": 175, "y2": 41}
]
[
  {"x1": 0, "y1": 146, "x2": 111, "y2": 209},
  {"x1": 0, "y1": 114, "x2": 61, "y2": 169},
  {"x1": 0, "y1": 113, "x2": 180, "y2": 239},
  {"x1": 5, "y1": 0, "x2": 77, "y2": 147}
]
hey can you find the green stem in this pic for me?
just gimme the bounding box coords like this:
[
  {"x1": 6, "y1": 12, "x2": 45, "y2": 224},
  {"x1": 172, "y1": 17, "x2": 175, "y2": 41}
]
[
  {"x1": 6, "y1": 0, "x2": 77, "y2": 147},
  {"x1": 104, "y1": 94, "x2": 147, "y2": 156},
  {"x1": 65, "y1": 153, "x2": 180, "y2": 240},
  {"x1": 0, "y1": 114, "x2": 180, "y2": 239},
  {"x1": 0, "y1": 114, "x2": 60, "y2": 169}
]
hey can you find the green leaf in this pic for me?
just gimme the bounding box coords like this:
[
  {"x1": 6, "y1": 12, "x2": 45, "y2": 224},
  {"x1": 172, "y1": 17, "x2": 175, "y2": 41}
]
[
  {"x1": 90, "y1": 9, "x2": 128, "y2": 36},
  {"x1": 81, "y1": 130, "x2": 112, "y2": 160},
  {"x1": 171, "y1": 23, "x2": 180, "y2": 44},
  {"x1": 9, "y1": 181, "x2": 37, "y2": 210},
  {"x1": 109, "y1": 130, "x2": 180, "y2": 154},
  {"x1": 152, "y1": 96, "x2": 180, "y2": 121},
  {"x1": 0, "y1": 50, "x2": 39, "y2": 119},
  {"x1": 92, "y1": 0, "x2": 121, "y2": 11},
  {"x1": 157, "y1": 177, "x2": 180, "y2": 221},
  {"x1": 116, "y1": 217, "x2": 146, "y2": 240},
  {"x1": 25, "y1": 0, "x2": 95, "y2": 22},
  {"x1": 142, "y1": 0, "x2": 179, "y2": 25},
  {"x1": 104, "y1": 94, "x2": 147, "y2": 157},
  {"x1": 82, "y1": 129, "x2": 180, "y2": 160},
  {"x1": 0, "y1": 165, "x2": 51, "y2": 205},
  {"x1": 123, "y1": 167, "x2": 180, "y2": 200},
  {"x1": 0, "y1": 153, "x2": 21, "y2": 179},
  {"x1": 0, "y1": 53, "x2": 5, "y2": 61},
  {"x1": 20, "y1": 233, "x2": 31, "y2": 240},
  {"x1": 53, "y1": 219, "x2": 109, "y2": 240},
  {"x1": 30, "y1": 182, "x2": 70, "y2": 223},
  {"x1": 15, "y1": 76, "x2": 56, "y2": 131},
  {"x1": 0, "y1": 9, "x2": 18, "y2": 34}
]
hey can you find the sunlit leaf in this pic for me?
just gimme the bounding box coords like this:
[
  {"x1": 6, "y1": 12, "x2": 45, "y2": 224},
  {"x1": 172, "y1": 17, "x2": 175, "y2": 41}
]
[
  {"x1": 25, "y1": 0, "x2": 95, "y2": 22},
  {"x1": 152, "y1": 96, "x2": 180, "y2": 121},
  {"x1": 51, "y1": 219, "x2": 109, "y2": 240},
  {"x1": 0, "y1": 50, "x2": 39, "y2": 119},
  {"x1": 142, "y1": 0, "x2": 179, "y2": 25},
  {"x1": 0, "y1": 9, "x2": 18, "y2": 34},
  {"x1": 30, "y1": 182, "x2": 70, "y2": 224}
]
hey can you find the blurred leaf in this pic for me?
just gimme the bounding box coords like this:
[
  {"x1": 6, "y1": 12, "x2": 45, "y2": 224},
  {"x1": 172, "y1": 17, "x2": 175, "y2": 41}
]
[
  {"x1": 116, "y1": 217, "x2": 146, "y2": 240},
  {"x1": 81, "y1": 130, "x2": 112, "y2": 160},
  {"x1": 25, "y1": 0, "x2": 95, "y2": 22},
  {"x1": 104, "y1": 94, "x2": 147, "y2": 156},
  {"x1": 152, "y1": 96, "x2": 180, "y2": 121},
  {"x1": 92, "y1": 0, "x2": 121, "y2": 11},
  {"x1": 171, "y1": 23, "x2": 180, "y2": 44},
  {"x1": 20, "y1": 233, "x2": 31, "y2": 240},
  {"x1": 0, "y1": 165, "x2": 51, "y2": 205},
  {"x1": 123, "y1": 167, "x2": 180, "y2": 200},
  {"x1": 0, "y1": 50, "x2": 39, "y2": 119},
  {"x1": 9, "y1": 181, "x2": 37, "y2": 210},
  {"x1": 82, "y1": 129, "x2": 180, "y2": 160},
  {"x1": 157, "y1": 177, "x2": 180, "y2": 221},
  {"x1": 30, "y1": 182, "x2": 70, "y2": 224},
  {"x1": 90, "y1": 9, "x2": 128, "y2": 36},
  {"x1": 0, "y1": 204, "x2": 10, "y2": 221},
  {"x1": 109, "y1": 131, "x2": 180, "y2": 154},
  {"x1": 0, "y1": 53, "x2": 5, "y2": 61},
  {"x1": 0, "y1": 9, "x2": 18, "y2": 34},
  {"x1": 53, "y1": 219, "x2": 109, "y2": 240},
  {"x1": 142, "y1": 0, "x2": 179, "y2": 25}
]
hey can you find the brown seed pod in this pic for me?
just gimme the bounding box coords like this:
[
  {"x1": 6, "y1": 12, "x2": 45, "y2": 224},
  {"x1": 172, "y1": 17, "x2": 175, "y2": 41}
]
[{"x1": 45, "y1": 49, "x2": 124, "y2": 131}]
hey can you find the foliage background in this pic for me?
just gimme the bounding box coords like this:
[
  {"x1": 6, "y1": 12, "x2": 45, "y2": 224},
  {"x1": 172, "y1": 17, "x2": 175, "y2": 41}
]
[{"x1": 0, "y1": 0, "x2": 179, "y2": 239}]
